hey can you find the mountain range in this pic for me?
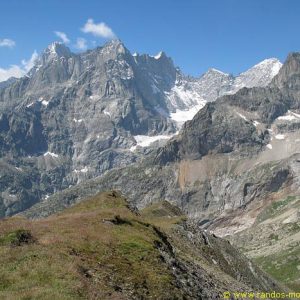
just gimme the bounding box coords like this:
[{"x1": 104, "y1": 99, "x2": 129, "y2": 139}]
[
  {"x1": 14, "y1": 42, "x2": 300, "y2": 291},
  {"x1": 2, "y1": 38, "x2": 300, "y2": 293},
  {"x1": 0, "y1": 39, "x2": 282, "y2": 217}
]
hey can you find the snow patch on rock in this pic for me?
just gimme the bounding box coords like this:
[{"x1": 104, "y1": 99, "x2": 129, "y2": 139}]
[
  {"x1": 236, "y1": 112, "x2": 248, "y2": 121},
  {"x1": 275, "y1": 134, "x2": 285, "y2": 140},
  {"x1": 26, "y1": 102, "x2": 34, "y2": 108},
  {"x1": 103, "y1": 110, "x2": 111, "y2": 117},
  {"x1": 130, "y1": 134, "x2": 175, "y2": 152},
  {"x1": 170, "y1": 106, "x2": 202, "y2": 127},
  {"x1": 43, "y1": 152, "x2": 59, "y2": 158},
  {"x1": 277, "y1": 110, "x2": 300, "y2": 121},
  {"x1": 73, "y1": 118, "x2": 83, "y2": 123},
  {"x1": 74, "y1": 166, "x2": 89, "y2": 173}
]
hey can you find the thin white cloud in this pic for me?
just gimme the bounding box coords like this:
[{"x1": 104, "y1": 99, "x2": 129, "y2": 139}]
[
  {"x1": 81, "y1": 19, "x2": 116, "y2": 38},
  {"x1": 0, "y1": 50, "x2": 38, "y2": 82},
  {"x1": 54, "y1": 31, "x2": 70, "y2": 44},
  {"x1": 22, "y1": 50, "x2": 38, "y2": 72},
  {"x1": 0, "y1": 38, "x2": 16, "y2": 48},
  {"x1": 74, "y1": 38, "x2": 87, "y2": 50},
  {"x1": 0, "y1": 65, "x2": 24, "y2": 81}
]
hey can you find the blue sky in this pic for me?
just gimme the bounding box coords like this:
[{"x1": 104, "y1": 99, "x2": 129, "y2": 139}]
[{"x1": 0, "y1": 0, "x2": 300, "y2": 81}]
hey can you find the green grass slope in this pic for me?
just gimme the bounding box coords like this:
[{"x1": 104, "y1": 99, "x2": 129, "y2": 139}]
[{"x1": 0, "y1": 191, "x2": 285, "y2": 299}]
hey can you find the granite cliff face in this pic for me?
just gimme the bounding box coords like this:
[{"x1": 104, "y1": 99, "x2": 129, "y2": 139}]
[
  {"x1": 0, "y1": 40, "x2": 281, "y2": 217},
  {"x1": 0, "y1": 40, "x2": 177, "y2": 216}
]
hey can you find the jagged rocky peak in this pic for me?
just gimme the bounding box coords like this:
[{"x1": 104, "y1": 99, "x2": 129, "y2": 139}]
[
  {"x1": 152, "y1": 50, "x2": 168, "y2": 60},
  {"x1": 42, "y1": 41, "x2": 72, "y2": 61},
  {"x1": 132, "y1": 50, "x2": 168, "y2": 60},
  {"x1": 131, "y1": 48, "x2": 177, "y2": 91},
  {"x1": 96, "y1": 38, "x2": 131, "y2": 61},
  {"x1": 198, "y1": 68, "x2": 232, "y2": 89},
  {"x1": 102, "y1": 38, "x2": 126, "y2": 51},
  {"x1": 133, "y1": 48, "x2": 174, "y2": 67},
  {"x1": 152, "y1": 51, "x2": 174, "y2": 67}
]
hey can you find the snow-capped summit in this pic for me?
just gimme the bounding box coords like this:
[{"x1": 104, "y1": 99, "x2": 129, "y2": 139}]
[
  {"x1": 206, "y1": 68, "x2": 229, "y2": 76},
  {"x1": 163, "y1": 57, "x2": 282, "y2": 128},
  {"x1": 228, "y1": 58, "x2": 282, "y2": 94}
]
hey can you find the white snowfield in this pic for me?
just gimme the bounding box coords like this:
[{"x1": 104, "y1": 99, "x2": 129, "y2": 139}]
[
  {"x1": 134, "y1": 134, "x2": 173, "y2": 147},
  {"x1": 170, "y1": 105, "x2": 203, "y2": 125},
  {"x1": 163, "y1": 57, "x2": 282, "y2": 130},
  {"x1": 130, "y1": 134, "x2": 175, "y2": 152},
  {"x1": 225, "y1": 58, "x2": 282, "y2": 94},
  {"x1": 129, "y1": 57, "x2": 282, "y2": 152},
  {"x1": 165, "y1": 85, "x2": 206, "y2": 111}
]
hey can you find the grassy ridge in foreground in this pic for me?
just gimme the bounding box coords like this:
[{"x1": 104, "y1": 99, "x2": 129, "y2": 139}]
[
  {"x1": 0, "y1": 192, "x2": 181, "y2": 299},
  {"x1": 0, "y1": 191, "x2": 285, "y2": 299}
]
